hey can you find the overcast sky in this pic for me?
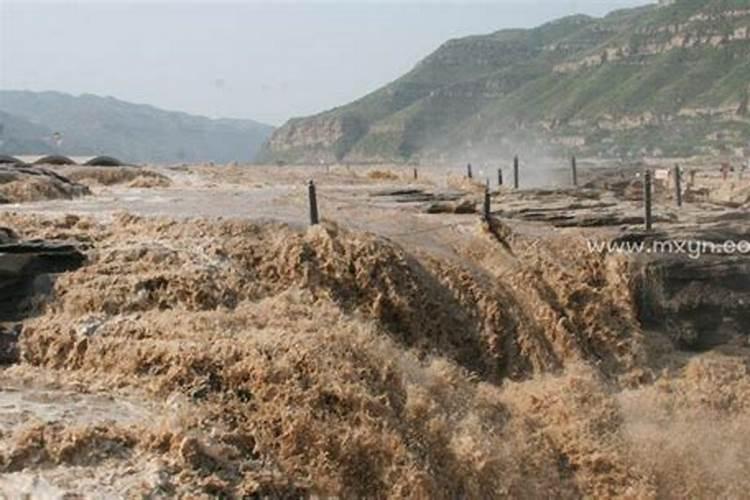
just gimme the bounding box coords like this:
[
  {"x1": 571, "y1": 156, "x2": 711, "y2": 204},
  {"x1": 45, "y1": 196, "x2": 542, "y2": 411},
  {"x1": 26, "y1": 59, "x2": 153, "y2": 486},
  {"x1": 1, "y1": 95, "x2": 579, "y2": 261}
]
[{"x1": 0, "y1": 0, "x2": 651, "y2": 126}]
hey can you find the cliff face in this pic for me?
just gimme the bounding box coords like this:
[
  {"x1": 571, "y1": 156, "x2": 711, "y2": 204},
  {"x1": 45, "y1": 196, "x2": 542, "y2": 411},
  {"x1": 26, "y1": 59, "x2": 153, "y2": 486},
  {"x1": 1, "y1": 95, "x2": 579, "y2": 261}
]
[
  {"x1": 261, "y1": 0, "x2": 750, "y2": 164},
  {"x1": 260, "y1": 115, "x2": 365, "y2": 164}
]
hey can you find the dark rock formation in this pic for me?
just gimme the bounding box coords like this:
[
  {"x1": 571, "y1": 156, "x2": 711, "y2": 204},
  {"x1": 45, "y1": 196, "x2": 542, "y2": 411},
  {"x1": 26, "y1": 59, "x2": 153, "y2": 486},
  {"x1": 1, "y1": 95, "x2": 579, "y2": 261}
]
[
  {"x1": 0, "y1": 239, "x2": 86, "y2": 363},
  {"x1": 629, "y1": 226, "x2": 750, "y2": 350},
  {"x1": 32, "y1": 155, "x2": 77, "y2": 166},
  {"x1": 83, "y1": 155, "x2": 127, "y2": 167},
  {"x1": 0, "y1": 164, "x2": 90, "y2": 203},
  {"x1": 424, "y1": 199, "x2": 477, "y2": 214},
  {"x1": 370, "y1": 188, "x2": 464, "y2": 204},
  {"x1": 493, "y1": 200, "x2": 676, "y2": 228},
  {"x1": 0, "y1": 324, "x2": 21, "y2": 364},
  {"x1": 0, "y1": 227, "x2": 17, "y2": 244},
  {"x1": 0, "y1": 155, "x2": 23, "y2": 165}
]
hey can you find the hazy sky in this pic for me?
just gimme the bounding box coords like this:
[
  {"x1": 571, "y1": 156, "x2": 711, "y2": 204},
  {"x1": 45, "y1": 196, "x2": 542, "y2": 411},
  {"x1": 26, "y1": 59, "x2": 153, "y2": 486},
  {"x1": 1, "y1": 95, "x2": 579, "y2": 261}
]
[{"x1": 0, "y1": 0, "x2": 650, "y2": 125}]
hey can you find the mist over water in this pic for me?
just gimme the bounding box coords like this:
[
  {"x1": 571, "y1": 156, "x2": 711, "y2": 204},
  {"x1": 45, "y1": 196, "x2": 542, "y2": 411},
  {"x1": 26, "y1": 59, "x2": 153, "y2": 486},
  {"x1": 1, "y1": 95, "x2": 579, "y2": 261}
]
[{"x1": 424, "y1": 132, "x2": 577, "y2": 189}]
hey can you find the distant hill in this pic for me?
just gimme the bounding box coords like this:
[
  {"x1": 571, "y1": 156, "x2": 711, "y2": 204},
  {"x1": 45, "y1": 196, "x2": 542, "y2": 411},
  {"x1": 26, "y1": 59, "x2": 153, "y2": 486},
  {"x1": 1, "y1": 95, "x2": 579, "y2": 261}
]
[
  {"x1": 0, "y1": 110, "x2": 54, "y2": 155},
  {"x1": 260, "y1": 0, "x2": 750, "y2": 164},
  {"x1": 0, "y1": 91, "x2": 274, "y2": 163}
]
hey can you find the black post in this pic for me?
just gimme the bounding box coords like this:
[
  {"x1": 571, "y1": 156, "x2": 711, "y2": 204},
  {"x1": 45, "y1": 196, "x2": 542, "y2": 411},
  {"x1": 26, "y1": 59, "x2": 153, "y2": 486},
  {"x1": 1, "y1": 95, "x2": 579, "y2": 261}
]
[
  {"x1": 644, "y1": 169, "x2": 653, "y2": 231},
  {"x1": 674, "y1": 164, "x2": 682, "y2": 207},
  {"x1": 467, "y1": 163, "x2": 473, "y2": 179},
  {"x1": 571, "y1": 155, "x2": 578, "y2": 187},
  {"x1": 483, "y1": 185, "x2": 491, "y2": 221},
  {"x1": 413, "y1": 168, "x2": 418, "y2": 180},
  {"x1": 308, "y1": 180, "x2": 319, "y2": 226},
  {"x1": 497, "y1": 168, "x2": 503, "y2": 186},
  {"x1": 513, "y1": 156, "x2": 519, "y2": 189}
]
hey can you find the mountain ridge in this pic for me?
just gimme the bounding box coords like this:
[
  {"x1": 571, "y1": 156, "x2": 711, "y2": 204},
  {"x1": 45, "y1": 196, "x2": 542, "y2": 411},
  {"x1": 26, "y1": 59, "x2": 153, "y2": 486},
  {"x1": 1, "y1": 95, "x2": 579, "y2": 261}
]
[
  {"x1": 0, "y1": 90, "x2": 274, "y2": 163},
  {"x1": 260, "y1": 0, "x2": 750, "y2": 164}
]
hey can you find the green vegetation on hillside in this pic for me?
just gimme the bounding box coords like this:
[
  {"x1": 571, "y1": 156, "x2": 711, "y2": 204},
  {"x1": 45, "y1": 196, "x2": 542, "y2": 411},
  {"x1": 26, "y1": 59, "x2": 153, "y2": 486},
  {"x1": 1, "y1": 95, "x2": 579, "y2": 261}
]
[{"x1": 261, "y1": 0, "x2": 750, "y2": 163}]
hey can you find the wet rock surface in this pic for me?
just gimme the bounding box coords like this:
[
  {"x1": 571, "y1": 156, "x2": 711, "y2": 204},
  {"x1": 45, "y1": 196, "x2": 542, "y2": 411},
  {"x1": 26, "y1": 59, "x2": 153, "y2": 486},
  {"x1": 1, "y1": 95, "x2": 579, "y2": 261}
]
[
  {"x1": 370, "y1": 188, "x2": 475, "y2": 214},
  {"x1": 0, "y1": 238, "x2": 86, "y2": 362},
  {"x1": 370, "y1": 187, "x2": 464, "y2": 204},
  {"x1": 0, "y1": 227, "x2": 17, "y2": 244},
  {"x1": 642, "y1": 260, "x2": 749, "y2": 348},
  {"x1": 424, "y1": 199, "x2": 477, "y2": 214},
  {"x1": 0, "y1": 164, "x2": 90, "y2": 204},
  {"x1": 0, "y1": 324, "x2": 20, "y2": 364},
  {"x1": 491, "y1": 187, "x2": 678, "y2": 227},
  {"x1": 629, "y1": 224, "x2": 750, "y2": 350}
]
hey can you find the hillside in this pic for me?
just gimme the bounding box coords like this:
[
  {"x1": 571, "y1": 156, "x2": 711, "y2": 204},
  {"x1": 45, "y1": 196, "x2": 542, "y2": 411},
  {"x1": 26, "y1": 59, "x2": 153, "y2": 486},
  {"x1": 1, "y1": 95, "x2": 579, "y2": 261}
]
[
  {"x1": 260, "y1": 0, "x2": 750, "y2": 164},
  {"x1": 0, "y1": 111, "x2": 54, "y2": 155},
  {"x1": 0, "y1": 91, "x2": 274, "y2": 163}
]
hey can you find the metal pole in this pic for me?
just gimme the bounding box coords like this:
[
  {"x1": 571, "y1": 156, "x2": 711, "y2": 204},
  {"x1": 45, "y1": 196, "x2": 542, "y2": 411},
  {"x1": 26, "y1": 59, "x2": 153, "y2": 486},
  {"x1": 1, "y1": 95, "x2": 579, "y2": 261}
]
[
  {"x1": 513, "y1": 156, "x2": 519, "y2": 189},
  {"x1": 497, "y1": 168, "x2": 503, "y2": 186},
  {"x1": 674, "y1": 164, "x2": 682, "y2": 207},
  {"x1": 571, "y1": 155, "x2": 578, "y2": 187},
  {"x1": 308, "y1": 180, "x2": 319, "y2": 226},
  {"x1": 467, "y1": 163, "x2": 473, "y2": 179},
  {"x1": 644, "y1": 170, "x2": 653, "y2": 231}
]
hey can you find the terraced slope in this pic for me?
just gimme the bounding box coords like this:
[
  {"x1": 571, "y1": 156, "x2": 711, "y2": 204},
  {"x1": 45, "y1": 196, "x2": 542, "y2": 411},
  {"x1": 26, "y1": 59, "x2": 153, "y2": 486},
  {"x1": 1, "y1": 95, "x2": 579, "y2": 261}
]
[{"x1": 260, "y1": 0, "x2": 750, "y2": 163}]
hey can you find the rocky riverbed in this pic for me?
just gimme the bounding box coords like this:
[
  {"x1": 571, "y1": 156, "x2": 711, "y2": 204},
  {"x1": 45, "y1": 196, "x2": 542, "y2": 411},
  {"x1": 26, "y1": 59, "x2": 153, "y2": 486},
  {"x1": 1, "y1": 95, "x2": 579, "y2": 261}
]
[{"x1": 0, "y1": 162, "x2": 748, "y2": 498}]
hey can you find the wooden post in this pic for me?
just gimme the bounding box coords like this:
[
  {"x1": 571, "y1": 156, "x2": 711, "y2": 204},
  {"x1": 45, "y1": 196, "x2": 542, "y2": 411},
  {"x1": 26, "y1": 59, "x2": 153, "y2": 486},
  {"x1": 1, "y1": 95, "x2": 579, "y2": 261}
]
[
  {"x1": 497, "y1": 168, "x2": 503, "y2": 186},
  {"x1": 644, "y1": 169, "x2": 653, "y2": 231},
  {"x1": 483, "y1": 185, "x2": 491, "y2": 221},
  {"x1": 467, "y1": 163, "x2": 473, "y2": 179},
  {"x1": 413, "y1": 168, "x2": 418, "y2": 180},
  {"x1": 674, "y1": 164, "x2": 682, "y2": 207},
  {"x1": 513, "y1": 156, "x2": 519, "y2": 189},
  {"x1": 308, "y1": 180, "x2": 319, "y2": 226},
  {"x1": 571, "y1": 155, "x2": 578, "y2": 187}
]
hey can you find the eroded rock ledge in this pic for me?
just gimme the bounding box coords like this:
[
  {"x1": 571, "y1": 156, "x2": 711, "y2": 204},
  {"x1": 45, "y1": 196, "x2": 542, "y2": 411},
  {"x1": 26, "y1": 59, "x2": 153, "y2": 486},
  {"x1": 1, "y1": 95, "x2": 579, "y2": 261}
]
[
  {"x1": 627, "y1": 226, "x2": 750, "y2": 350},
  {"x1": 0, "y1": 165, "x2": 90, "y2": 204},
  {"x1": 0, "y1": 231, "x2": 86, "y2": 363}
]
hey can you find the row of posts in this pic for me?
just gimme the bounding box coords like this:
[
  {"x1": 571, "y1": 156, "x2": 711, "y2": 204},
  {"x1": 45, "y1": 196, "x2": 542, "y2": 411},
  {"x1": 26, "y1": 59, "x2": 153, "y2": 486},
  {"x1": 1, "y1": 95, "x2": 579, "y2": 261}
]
[
  {"x1": 469, "y1": 155, "x2": 574, "y2": 190},
  {"x1": 308, "y1": 160, "x2": 683, "y2": 231},
  {"x1": 470, "y1": 157, "x2": 680, "y2": 231}
]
